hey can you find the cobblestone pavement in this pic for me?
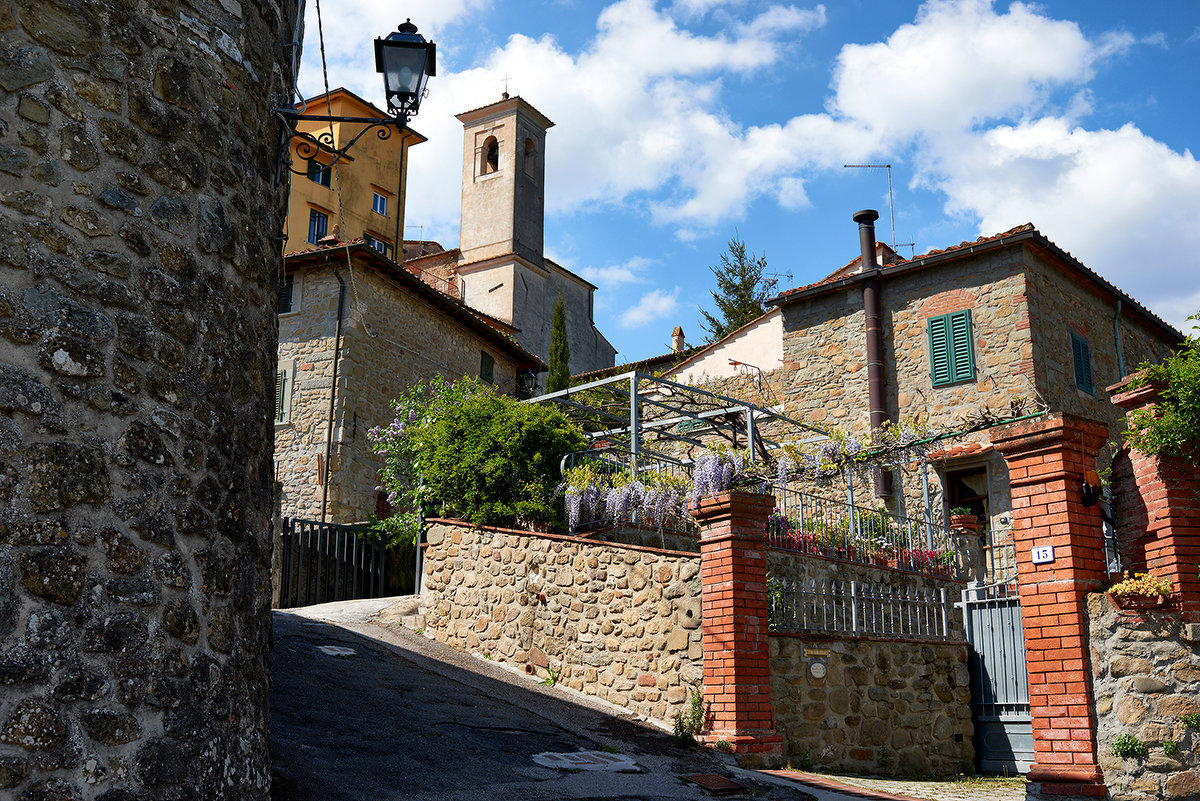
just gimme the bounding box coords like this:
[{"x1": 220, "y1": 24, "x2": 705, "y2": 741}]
[{"x1": 770, "y1": 771, "x2": 1028, "y2": 801}]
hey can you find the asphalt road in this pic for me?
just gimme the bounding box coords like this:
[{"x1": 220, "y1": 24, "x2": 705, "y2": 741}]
[{"x1": 269, "y1": 604, "x2": 837, "y2": 801}]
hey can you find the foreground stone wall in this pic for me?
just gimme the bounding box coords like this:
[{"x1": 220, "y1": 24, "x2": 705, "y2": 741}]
[
  {"x1": 421, "y1": 520, "x2": 703, "y2": 724},
  {"x1": 770, "y1": 636, "x2": 973, "y2": 776},
  {"x1": 0, "y1": 0, "x2": 291, "y2": 796},
  {"x1": 1088, "y1": 595, "x2": 1200, "y2": 801},
  {"x1": 766, "y1": 548, "x2": 972, "y2": 774}
]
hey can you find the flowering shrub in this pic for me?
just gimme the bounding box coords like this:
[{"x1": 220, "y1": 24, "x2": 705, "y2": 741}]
[
  {"x1": 369, "y1": 376, "x2": 584, "y2": 531},
  {"x1": 1108, "y1": 572, "x2": 1174, "y2": 598},
  {"x1": 689, "y1": 448, "x2": 770, "y2": 504}
]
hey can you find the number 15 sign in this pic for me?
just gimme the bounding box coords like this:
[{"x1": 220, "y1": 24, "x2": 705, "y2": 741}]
[{"x1": 1031, "y1": 545, "x2": 1055, "y2": 564}]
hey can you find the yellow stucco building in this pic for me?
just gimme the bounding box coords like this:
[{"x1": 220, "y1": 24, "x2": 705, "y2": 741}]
[{"x1": 282, "y1": 87, "x2": 426, "y2": 258}]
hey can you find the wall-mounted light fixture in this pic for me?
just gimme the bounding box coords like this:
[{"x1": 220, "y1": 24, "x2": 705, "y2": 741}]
[{"x1": 276, "y1": 19, "x2": 436, "y2": 181}]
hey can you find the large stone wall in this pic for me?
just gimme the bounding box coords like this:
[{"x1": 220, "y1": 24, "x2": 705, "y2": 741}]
[
  {"x1": 770, "y1": 636, "x2": 974, "y2": 776},
  {"x1": 421, "y1": 520, "x2": 704, "y2": 724},
  {"x1": 276, "y1": 259, "x2": 522, "y2": 523},
  {"x1": 1089, "y1": 595, "x2": 1200, "y2": 801},
  {"x1": 766, "y1": 548, "x2": 973, "y2": 775},
  {"x1": 0, "y1": 0, "x2": 291, "y2": 797}
]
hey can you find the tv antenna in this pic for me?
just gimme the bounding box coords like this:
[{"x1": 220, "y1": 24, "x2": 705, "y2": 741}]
[
  {"x1": 764, "y1": 270, "x2": 794, "y2": 290},
  {"x1": 843, "y1": 164, "x2": 914, "y2": 258}
]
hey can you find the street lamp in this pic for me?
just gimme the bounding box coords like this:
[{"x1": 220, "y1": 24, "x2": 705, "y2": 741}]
[
  {"x1": 375, "y1": 19, "x2": 436, "y2": 124},
  {"x1": 275, "y1": 19, "x2": 436, "y2": 182}
]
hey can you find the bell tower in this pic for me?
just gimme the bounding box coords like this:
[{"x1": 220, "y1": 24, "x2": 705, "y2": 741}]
[{"x1": 457, "y1": 94, "x2": 554, "y2": 267}]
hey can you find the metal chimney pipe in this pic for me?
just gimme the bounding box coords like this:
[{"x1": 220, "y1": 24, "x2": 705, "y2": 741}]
[{"x1": 854, "y1": 209, "x2": 893, "y2": 497}]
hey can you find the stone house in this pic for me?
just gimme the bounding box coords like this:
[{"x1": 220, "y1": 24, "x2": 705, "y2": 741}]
[
  {"x1": 662, "y1": 215, "x2": 1182, "y2": 538},
  {"x1": 276, "y1": 240, "x2": 544, "y2": 523}
]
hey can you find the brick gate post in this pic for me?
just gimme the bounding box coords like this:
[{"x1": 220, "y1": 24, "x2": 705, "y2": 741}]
[
  {"x1": 1109, "y1": 376, "x2": 1200, "y2": 622},
  {"x1": 692, "y1": 490, "x2": 783, "y2": 765},
  {"x1": 991, "y1": 414, "x2": 1110, "y2": 797}
]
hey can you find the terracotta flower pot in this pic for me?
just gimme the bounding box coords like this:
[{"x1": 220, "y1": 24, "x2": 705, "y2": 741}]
[
  {"x1": 950, "y1": 514, "x2": 979, "y2": 533},
  {"x1": 1107, "y1": 591, "x2": 1172, "y2": 612}
]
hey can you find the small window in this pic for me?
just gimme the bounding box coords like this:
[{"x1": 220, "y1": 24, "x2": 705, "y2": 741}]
[
  {"x1": 481, "y1": 136, "x2": 499, "y2": 175},
  {"x1": 364, "y1": 233, "x2": 393, "y2": 259},
  {"x1": 480, "y1": 351, "x2": 494, "y2": 384},
  {"x1": 273, "y1": 362, "x2": 294, "y2": 423},
  {"x1": 523, "y1": 137, "x2": 535, "y2": 175},
  {"x1": 1072, "y1": 333, "x2": 1094, "y2": 394},
  {"x1": 307, "y1": 159, "x2": 330, "y2": 187},
  {"x1": 372, "y1": 192, "x2": 388, "y2": 216},
  {"x1": 928, "y1": 310, "x2": 975, "y2": 387},
  {"x1": 279, "y1": 275, "x2": 294, "y2": 314},
  {"x1": 308, "y1": 209, "x2": 328, "y2": 244}
]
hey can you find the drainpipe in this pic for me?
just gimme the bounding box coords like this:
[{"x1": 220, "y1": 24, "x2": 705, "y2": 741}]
[
  {"x1": 320, "y1": 262, "x2": 347, "y2": 523},
  {"x1": 854, "y1": 209, "x2": 893, "y2": 497},
  {"x1": 1112, "y1": 298, "x2": 1125, "y2": 380}
]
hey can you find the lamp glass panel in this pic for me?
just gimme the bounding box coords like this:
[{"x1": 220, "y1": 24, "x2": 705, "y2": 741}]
[{"x1": 381, "y1": 46, "x2": 428, "y2": 96}]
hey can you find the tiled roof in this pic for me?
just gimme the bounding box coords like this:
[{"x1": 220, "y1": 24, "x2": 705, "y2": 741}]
[
  {"x1": 284, "y1": 240, "x2": 545, "y2": 371},
  {"x1": 769, "y1": 222, "x2": 1180, "y2": 341},
  {"x1": 573, "y1": 346, "x2": 706, "y2": 382}
]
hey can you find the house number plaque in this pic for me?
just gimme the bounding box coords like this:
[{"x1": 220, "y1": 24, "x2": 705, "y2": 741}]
[
  {"x1": 1031, "y1": 545, "x2": 1055, "y2": 564},
  {"x1": 809, "y1": 662, "x2": 827, "y2": 679}
]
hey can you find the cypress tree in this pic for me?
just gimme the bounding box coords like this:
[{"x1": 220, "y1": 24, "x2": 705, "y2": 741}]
[{"x1": 547, "y1": 293, "x2": 571, "y2": 392}]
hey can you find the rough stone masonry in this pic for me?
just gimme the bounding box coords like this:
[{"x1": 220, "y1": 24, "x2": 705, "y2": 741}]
[{"x1": 0, "y1": 0, "x2": 292, "y2": 797}]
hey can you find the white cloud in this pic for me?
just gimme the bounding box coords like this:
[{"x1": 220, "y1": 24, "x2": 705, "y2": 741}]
[
  {"x1": 299, "y1": 0, "x2": 830, "y2": 240},
  {"x1": 622, "y1": 287, "x2": 681, "y2": 327},
  {"x1": 579, "y1": 256, "x2": 653, "y2": 287}
]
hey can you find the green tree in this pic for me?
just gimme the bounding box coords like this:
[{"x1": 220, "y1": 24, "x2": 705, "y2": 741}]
[
  {"x1": 546, "y1": 293, "x2": 570, "y2": 393},
  {"x1": 1124, "y1": 312, "x2": 1200, "y2": 466},
  {"x1": 699, "y1": 235, "x2": 777, "y2": 342}
]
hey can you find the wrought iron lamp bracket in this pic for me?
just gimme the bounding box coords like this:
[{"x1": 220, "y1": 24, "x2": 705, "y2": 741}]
[{"x1": 276, "y1": 110, "x2": 408, "y2": 177}]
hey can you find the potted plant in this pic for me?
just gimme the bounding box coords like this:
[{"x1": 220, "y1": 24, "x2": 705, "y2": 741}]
[
  {"x1": 1107, "y1": 572, "x2": 1175, "y2": 611},
  {"x1": 949, "y1": 506, "x2": 979, "y2": 533}
]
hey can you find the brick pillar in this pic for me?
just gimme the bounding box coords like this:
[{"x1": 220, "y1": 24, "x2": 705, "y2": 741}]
[
  {"x1": 1109, "y1": 376, "x2": 1200, "y2": 622},
  {"x1": 991, "y1": 414, "x2": 1109, "y2": 797},
  {"x1": 692, "y1": 490, "x2": 783, "y2": 765}
]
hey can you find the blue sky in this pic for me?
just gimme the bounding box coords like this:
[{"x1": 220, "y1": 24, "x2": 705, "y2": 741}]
[{"x1": 297, "y1": 0, "x2": 1200, "y2": 363}]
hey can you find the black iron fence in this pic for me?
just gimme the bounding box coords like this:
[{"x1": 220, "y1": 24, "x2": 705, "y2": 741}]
[
  {"x1": 767, "y1": 486, "x2": 965, "y2": 580},
  {"x1": 277, "y1": 517, "x2": 388, "y2": 609},
  {"x1": 768, "y1": 576, "x2": 956, "y2": 640}
]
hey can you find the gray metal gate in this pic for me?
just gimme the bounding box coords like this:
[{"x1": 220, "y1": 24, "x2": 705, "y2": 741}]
[{"x1": 962, "y1": 542, "x2": 1032, "y2": 774}]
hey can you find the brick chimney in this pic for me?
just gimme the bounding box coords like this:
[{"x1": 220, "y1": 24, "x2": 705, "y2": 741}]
[{"x1": 672, "y1": 326, "x2": 685, "y2": 352}]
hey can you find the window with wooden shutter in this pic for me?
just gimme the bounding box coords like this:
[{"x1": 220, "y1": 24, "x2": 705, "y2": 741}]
[
  {"x1": 274, "y1": 369, "x2": 287, "y2": 422},
  {"x1": 928, "y1": 310, "x2": 975, "y2": 387},
  {"x1": 279, "y1": 276, "x2": 294, "y2": 314},
  {"x1": 1071, "y1": 333, "x2": 1094, "y2": 394}
]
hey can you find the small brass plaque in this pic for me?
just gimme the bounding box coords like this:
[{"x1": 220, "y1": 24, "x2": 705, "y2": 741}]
[{"x1": 803, "y1": 647, "x2": 830, "y2": 657}]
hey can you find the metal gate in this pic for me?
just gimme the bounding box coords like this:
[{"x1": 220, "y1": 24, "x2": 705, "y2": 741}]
[
  {"x1": 962, "y1": 542, "x2": 1032, "y2": 774},
  {"x1": 277, "y1": 518, "x2": 387, "y2": 609}
]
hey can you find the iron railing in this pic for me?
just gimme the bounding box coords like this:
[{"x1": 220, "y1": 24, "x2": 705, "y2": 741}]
[
  {"x1": 277, "y1": 517, "x2": 387, "y2": 608},
  {"x1": 768, "y1": 576, "x2": 956, "y2": 640},
  {"x1": 767, "y1": 486, "x2": 964, "y2": 579}
]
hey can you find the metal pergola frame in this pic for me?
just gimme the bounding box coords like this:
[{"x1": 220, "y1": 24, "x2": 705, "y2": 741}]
[{"x1": 530, "y1": 370, "x2": 829, "y2": 474}]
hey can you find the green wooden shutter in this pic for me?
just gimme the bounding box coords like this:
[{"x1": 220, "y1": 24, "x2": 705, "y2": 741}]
[
  {"x1": 275, "y1": 369, "x2": 286, "y2": 422},
  {"x1": 929, "y1": 311, "x2": 975, "y2": 386},
  {"x1": 948, "y1": 311, "x2": 975, "y2": 383},
  {"x1": 480, "y1": 351, "x2": 494, "y2": 384},
  {"x1": 1072, "y1": 333, "x2": 1093, "y2": 394},
  {"x1": 929, "y1": 315, "x2": 952, "y2": 386},
  {"x1": 279, "y1": 276, "x2": 293, "y2": 314}
]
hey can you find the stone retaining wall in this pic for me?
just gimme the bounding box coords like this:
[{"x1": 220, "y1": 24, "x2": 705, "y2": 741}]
[
  {"x1": 770, "y1": 635, "x2": 974, "y2": 776},
  {"x1": 1088, "y1": 594, "x2": 1200, "y2": 800},
  {"x1": 421, "y1": 520, "x2": 703, "y2": 724}
]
